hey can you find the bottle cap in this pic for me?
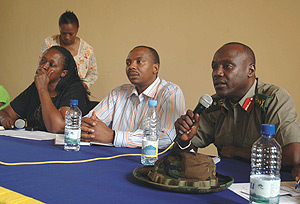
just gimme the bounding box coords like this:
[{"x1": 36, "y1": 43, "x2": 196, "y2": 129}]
[
  {"x1": 70, "y1": 100, "x2": 78, "y2": 106},
  {"x1": 148, "y1": 100, "x2": 157, "y2": 107},
  {"x1": 261, "y1": 124, "x2": 275, "y2": 135}
]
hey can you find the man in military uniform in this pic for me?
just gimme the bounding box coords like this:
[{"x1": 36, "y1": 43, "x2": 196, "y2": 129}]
[{"x1": 175, "y1": 42, "x2": 300, "y2": 180}]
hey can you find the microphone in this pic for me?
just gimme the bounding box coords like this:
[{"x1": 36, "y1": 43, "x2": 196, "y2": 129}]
[
  {"x1": 14, "y1": 119, "x2": 26, "y2": 129},
  {"x1": 175, "y1": 94, "x2": 213, "y2": 142},
  {"x1": 193, "y1": 94, "x2": 213, "y2": 114}
]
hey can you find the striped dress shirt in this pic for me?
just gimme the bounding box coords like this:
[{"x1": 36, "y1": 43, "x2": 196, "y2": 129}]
[{"x1": 85, "y1": 77, "x2": 185, "y2": 149}]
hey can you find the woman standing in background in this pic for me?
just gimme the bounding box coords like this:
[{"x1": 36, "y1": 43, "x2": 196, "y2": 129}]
[{"x1": 40, "y1": 11, "x2": 98, "y2": 89}]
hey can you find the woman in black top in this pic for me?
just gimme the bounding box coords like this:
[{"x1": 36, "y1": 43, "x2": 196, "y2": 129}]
[{"x1": 0, "y1": 46, "x2": 89, "y2": 133}]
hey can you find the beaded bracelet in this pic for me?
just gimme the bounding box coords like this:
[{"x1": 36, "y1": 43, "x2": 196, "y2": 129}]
[{"x1": 175, "y1": 140, "x2": 191, "y2": 150}]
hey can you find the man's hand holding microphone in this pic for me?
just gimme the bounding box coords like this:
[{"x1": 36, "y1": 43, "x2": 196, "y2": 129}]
[{"x1": 174, "y1": 94, "x2": 213, "y2": 150}]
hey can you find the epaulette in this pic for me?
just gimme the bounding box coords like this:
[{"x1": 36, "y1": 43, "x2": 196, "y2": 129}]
[
  {"x1": 254, "y1": 93, "x2": 270, "y2": 112},
  {"x1": 205, "y1": 96, "x2": 225, "y2": 113}
]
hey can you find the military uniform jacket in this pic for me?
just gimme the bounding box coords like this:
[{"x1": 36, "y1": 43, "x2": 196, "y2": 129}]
[{"x1": 192, "y1": 78, "x2": 300, "y2": 151}]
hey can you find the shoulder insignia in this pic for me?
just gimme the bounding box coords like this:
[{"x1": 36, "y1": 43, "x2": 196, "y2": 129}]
[
  {"x1": 254, "y1": 93, "x2": 270, "y2": 112},
  {"x1": 205, "y1": 97, "x2": 225, "y2": 113}
]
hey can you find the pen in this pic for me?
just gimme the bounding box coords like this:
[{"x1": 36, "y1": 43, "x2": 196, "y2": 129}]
[{"x1": 295, "y1": 179, "x2": 300, "y2": 189}]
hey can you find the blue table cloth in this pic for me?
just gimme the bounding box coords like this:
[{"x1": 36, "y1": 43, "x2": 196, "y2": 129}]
[{"x1": 0, "y1": 135, "x2": 294, "y2": 204}]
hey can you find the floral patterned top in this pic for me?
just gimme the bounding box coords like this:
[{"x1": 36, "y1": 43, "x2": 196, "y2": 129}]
[{"x1": 40, "y1": 35, "x2": 98, "y2": 88}]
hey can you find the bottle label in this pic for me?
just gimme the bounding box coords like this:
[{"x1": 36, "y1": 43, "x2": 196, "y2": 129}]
[
  {"x1": 142, "y1": 140, "x2": 158, "y2": 157},
  {"x1": 65, "y1": 129, "x2": 81, "y2": 144},
  {"x1": 250, "y1": 175, "x2": 280, "y2": 203}
]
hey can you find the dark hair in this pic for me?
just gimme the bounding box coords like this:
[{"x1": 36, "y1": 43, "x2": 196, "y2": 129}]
[
  {"x1": 59, "y1": 11, "x2": 79, "y2": 28},
  {"x1": 133, "y1": 45, "x2": 160, "y2": 64},
  {"x1": 46, "y1": 46, "x2": 81, "y2": 92},
  {"x1": 41, "y1": 46, "x2": 90, "y2": 115},
  {"x1": 223, "y1": 42, "x2": 256, "y2": 65}
]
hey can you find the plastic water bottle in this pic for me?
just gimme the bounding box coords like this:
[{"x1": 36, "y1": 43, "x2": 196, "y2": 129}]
[
  {"x1": 64, "y1": 100, "x2": 82, "y2": 151},
  {"x1": 141, "y1": 100, "x2": 160, "y2": 165},
  {"x1": 249, "y1": 124, "x2": 282, "y2": 204}
]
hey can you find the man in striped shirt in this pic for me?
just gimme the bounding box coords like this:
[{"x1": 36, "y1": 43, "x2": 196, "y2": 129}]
[{"x1": 81, "y1": 46, "x2": 185, "y2": 149}]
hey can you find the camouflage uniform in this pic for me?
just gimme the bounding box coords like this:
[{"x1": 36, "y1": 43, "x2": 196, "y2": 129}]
[{"x1": 192, "y1": 78, "x2": 300, "y2": 152}]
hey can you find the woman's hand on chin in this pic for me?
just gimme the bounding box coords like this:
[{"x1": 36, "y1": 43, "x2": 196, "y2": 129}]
[{"x1": 35, "y1": 68, "x2": 50, "y2": 91}]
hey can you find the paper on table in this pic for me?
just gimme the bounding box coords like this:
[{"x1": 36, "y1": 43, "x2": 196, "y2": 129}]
[
  {"x1": 229, "y1": 182, "x2": 300, "y2": 204},
  {"x1": 55, "y1": 134, "x2": 113, "y2": 147},
  {"x1": 0, "y1": 128, "x2": 57, "y2": 140},
  {"x1": 212, "y1": 156, "x2": 221, "y2": 164}
]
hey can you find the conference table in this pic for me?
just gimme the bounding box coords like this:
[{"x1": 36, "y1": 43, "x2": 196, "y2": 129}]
[{"x1": 0, "y1": 134, "x2": 294, "y2": 204}]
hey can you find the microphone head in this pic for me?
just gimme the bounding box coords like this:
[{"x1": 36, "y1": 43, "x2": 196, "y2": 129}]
[
  {"x1": 15, "y1": 119, "x2": 26, "y2": 129},
  {"x1": 199, "y1": 94, "x2": 213, "y2": 108}
]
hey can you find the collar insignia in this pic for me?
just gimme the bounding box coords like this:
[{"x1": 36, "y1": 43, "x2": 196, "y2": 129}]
[{"x1": 242, "y1": 97, "x2": 254, "y2": 113}]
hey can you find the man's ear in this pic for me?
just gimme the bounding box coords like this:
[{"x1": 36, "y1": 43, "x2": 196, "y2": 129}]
[
  {"x1": 61, "y1": 70, "x2": 68, "y2": 78},
  {"x1": 248, "y1": 64, "x2": 256, "y2": 77},
  {"x1": 153, "y1": 64, "x2": 160, "y2": 75}
]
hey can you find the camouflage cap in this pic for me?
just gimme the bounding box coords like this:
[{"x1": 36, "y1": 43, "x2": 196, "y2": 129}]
[{"x1": 133, "y1": 152, "x2": 234, "y2": 193}]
